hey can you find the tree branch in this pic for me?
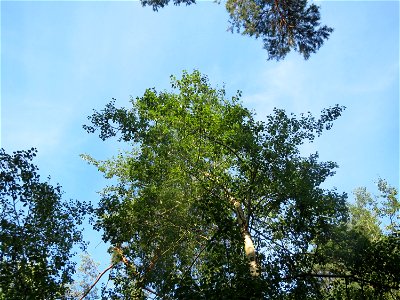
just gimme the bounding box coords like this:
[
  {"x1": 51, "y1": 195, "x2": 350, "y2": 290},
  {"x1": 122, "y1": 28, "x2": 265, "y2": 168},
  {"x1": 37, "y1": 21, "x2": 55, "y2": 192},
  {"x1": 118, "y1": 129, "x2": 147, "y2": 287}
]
[
  {"x1": 79, "y1": 263, "x2": 114, "y2": 300},
  {"x1": 203, "y1": 132, "x2": 246, "y2": 165},
  {"x1": 114, "y1": 246, "x2": 140, "y2": 277},
  {"x1": 79, "y1": 248, "x2": 165, "y2": 299}
]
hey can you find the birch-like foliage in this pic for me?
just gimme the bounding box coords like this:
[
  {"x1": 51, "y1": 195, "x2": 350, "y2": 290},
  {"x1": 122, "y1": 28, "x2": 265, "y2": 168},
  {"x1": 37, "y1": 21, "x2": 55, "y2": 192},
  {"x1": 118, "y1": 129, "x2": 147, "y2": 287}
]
[{"x1": 83, "y1": 70, "x2": 347, "y2": 299}]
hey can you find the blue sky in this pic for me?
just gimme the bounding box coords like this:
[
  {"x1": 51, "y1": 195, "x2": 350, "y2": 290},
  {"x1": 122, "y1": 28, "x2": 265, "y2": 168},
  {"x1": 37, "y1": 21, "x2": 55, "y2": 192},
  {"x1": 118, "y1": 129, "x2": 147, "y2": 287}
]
[{"x1": 1, "y1": 0, "x2": 399, "y2": 278}]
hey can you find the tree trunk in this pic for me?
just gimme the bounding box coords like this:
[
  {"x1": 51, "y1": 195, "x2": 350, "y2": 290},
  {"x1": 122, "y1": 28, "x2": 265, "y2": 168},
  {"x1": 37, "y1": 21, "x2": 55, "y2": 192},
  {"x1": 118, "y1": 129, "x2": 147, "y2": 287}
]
[
  {"x1": 203, "y1": 171, "x2": 260, "y2": 277},
  {"x1": 232, "y1": 198, "x2": 260, "y2": 277}
]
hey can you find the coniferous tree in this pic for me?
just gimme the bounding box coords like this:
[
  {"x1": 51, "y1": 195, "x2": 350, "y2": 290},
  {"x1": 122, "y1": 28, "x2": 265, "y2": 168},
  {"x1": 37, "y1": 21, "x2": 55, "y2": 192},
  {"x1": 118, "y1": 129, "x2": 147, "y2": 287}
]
[{"x1": 141, "y1": 0, "x2": 333, "y2": 60}]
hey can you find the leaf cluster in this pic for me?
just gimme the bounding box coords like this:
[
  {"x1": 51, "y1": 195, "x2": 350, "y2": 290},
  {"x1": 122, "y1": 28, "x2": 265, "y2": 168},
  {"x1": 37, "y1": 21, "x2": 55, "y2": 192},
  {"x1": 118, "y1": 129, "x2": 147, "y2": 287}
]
[
  {"x1": 83, "y1": 71, "x2": 349, "y2": 298},
  {"x1": 316, "y1": 180, "x2": 400, "y2": 299},
  {"x1": 0, "y1": 148, "x2": 90, "y2": 299}
]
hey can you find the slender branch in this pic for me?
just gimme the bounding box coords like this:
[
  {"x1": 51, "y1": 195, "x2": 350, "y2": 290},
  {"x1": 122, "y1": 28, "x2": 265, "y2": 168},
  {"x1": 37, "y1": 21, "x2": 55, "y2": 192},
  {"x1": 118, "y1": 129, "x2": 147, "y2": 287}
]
[
  {"x1": 138, "y1": 233, "x2": 188, "y2": 289},
  {"x1": 205, "y1": 134, "x2": 245, "y2": 165},
  {"x1": 246, "y1": 165, "x2": 258, "y2": 226},
  {"x1": 180, "y1": 227, "x2": 220, "y2": 290},
  {"x1": 83, "y1": 247, "x2": 164, "y2": 299},
  {"x1": 251, "y1": 226, "x2": 295, "y2": 256},
  {"x1": 11, "y1": 193, "x2": 21, "y2": 227},
  {"x1": 274, "y1": 0, "x2": 287, "y2": 29},
  {"x1": 79, "y1": 263, "x2": 114, "y2": 300},
  {"x1": 184, "y1": 242, "x2": 208, "y2": 276},
  {"x1": 114, "y1": 246, "x2": 140, "y2": 277}
]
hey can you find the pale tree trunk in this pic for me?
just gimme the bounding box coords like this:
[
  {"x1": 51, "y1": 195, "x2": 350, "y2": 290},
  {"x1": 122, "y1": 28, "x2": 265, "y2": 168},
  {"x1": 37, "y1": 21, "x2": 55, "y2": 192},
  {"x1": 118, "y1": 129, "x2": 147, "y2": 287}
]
[
  {"x1": 203, "y1": 172, "x2": 260, "y2": 277},
  {"x1": 232, "y1": 198, "x2": 260, "y2": 277}
]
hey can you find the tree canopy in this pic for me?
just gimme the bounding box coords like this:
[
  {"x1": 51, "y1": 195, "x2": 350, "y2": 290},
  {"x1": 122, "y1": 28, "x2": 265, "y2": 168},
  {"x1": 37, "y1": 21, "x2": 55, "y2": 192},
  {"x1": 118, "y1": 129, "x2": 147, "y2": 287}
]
[
  {"x1": 316, "y1": 179, "x2": 400, "y2": 299},
  {"x1": 0, "y1": 148, "x2": 89, "y2": 299},
  {"x1": 83, "y1": 70, "x2": 351, "y2": 299},
  {"x1": 140, "y1": 0, "x2": 333, "y2": 60}
]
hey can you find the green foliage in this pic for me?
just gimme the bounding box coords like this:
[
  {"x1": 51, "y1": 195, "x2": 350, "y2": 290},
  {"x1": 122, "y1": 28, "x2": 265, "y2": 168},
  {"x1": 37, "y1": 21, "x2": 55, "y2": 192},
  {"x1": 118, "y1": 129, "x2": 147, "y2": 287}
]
[
  {"x1": 376, "y1": 179, "x2": 400, "y2": 233},
  {"x1": 317, "y1": 180, "x2": 400, "y2": 299},
  {"x1": 349, "y1": 187, "x2": 382, "y2": 240},
  {"x1": 140, "y1": 0, "x2": 333, "y2": 60},
  {"x1": 83, "y1": 70, "x2": 348, "y2": 298},
  {"x1": 0, "y1": 148, "x2": 90, "y2": 299}
]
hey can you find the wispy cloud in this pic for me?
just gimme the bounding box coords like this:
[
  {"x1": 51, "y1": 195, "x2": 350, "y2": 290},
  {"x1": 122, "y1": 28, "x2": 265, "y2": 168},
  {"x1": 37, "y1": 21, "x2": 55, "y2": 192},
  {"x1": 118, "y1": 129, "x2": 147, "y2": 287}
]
[
  {"x1": 242, "y1": 57, "x2": 334, "y2": 122},
  {"x1": 2, "y1": 97, "x2": 75, "y2": 153}
]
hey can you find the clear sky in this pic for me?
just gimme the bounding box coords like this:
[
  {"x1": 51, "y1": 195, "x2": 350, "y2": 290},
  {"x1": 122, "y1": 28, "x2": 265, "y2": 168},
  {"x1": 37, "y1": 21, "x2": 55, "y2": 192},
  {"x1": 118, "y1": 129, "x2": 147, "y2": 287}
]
[{"x1": 1, "y1": 0, "x2": 399, "y2": 278}]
